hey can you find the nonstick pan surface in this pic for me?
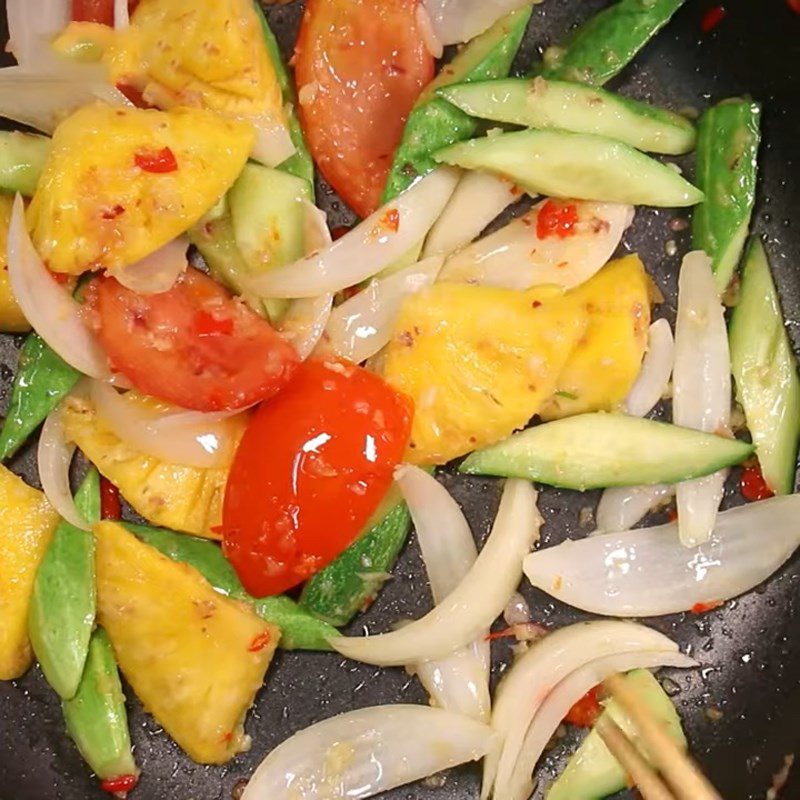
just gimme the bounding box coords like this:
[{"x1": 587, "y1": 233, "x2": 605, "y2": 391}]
[{"x1": 0, "y1": 2, "x2": 799, "y2": 799}]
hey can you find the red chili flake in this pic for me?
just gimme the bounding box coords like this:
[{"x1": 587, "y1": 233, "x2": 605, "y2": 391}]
[
  {"x1": 789, "y1": 0, "x2": 800, "y2": 13},
  {"x1": 531, "y1": 300, "x2": 542, "y2": 308},
  {"x1": 330, "y1": 226, "x2": 352, "y2": 241},
  {"x1": 219, "y1": 731, "x2": 233, "y2": 744},
  {"x1": 49, "y1": 270, "x2": 72, "y2": 286},
  {"x1": 134, "y1": 146, "x2": 178, "y2": 174},
  {"x1": 564, "y1": 686, "x2": 603, "y2": 728},
  {"x1": 379, "y1": 208, "x2": 400, "y2": 233},
  {"x1": 701, "y1": 5, "x2": 727, "y2": 34},
  {"x1": 100, "y1": 477, "x2": 122, "y2": 521},
  {"x1": 247, "y1": 630, "x2": 272, "y2": 653},
  {"x1": 115, "y1": 82, "x2": 152, "y2": 109},
  {"x1": 360, "y1": 593, "x2": 376, "y2": 612},
  {"x1": 740, "y1": 462, "x2": 775, "y2": 502},
  {"x1": 102, "y1": 205, "x2": 125, "y2": 221},
  {"x1": 536, "y1": 200, "x2": 579, "y2": 240},
  {"x1": 100, "y1": 774, "x2": 139, "y2": 794},
  {"x1": 485, "y1": 627, "x2": 517, "y2": 641},
  {"x1": 691, "y1": 600, "x2": 724, "y2": 614},
  {"x1": 194, "y1": 310, "x2": 234, "y2": 336},
  {"x1": 667, "y1": 508, "x2": 678, "y2": 523}
]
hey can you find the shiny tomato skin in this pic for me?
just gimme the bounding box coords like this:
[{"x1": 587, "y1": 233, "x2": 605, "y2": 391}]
[
  {"x1": 294, "y1": 0, "x2": 434, "y2": 217},
  {"x1": 86, "y1": 268, "x2": 299, "y2": 411},
  {"x1": 72, "y1": 0, "x2": 114, "y2": 24},
  {"x1": 222, "y1": 358, "x2": 413, "y2": 597}
]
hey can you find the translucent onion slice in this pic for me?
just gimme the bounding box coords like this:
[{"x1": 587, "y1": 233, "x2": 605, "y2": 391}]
[
  {"x1": 523, "y1": 495, "x2": 800, "y2": 617},
  {"x1": 250, "y1": 113, "x2": 296, "y2": 169},
  {"x1": 416, "y1": 2, "x2": 444, "y2": 59},
  {"x1": 396, "y1": 464, "x2": 490, "y2": 721},
  {"x1": 7, "y1": 195, "x2": 111, "y2": 379},
  {"x1": 438, "y1": 200, "x2": 633, "y2": 290},
  {"x1": 322, "y1": 256, "x2": 443, "y2": 364},
  {"x1": 332, "y1": 479, "x2": 541, "y2": 666},
  {"x1": 505, "y1": 651, "x2": 698, "y2": 800},
  {"x1": 240, "y1": 704, "x2": 496, "y2": 800},
  {"x1": 90, "y1": 381, "x2": 239, "y2": 469},
  {"x1": 422, "y1": 171, "x2": 519, "y2": 257},
  {"x1": 483, "y1": 620, "x2": 681, "y2": 800},
  {"x1": 673, "y1": 251, "x2": 731, "y2": 547},
  {"x1": 114, "y1": 0, "x2": 129, "y2": 28},
  {"x1": 595, "y1": 484, "x2": 674, "y2": 533},
  {"x1": 7, "y1": 0, "x2": 69, "y2": 68},
  {"x1": 38, "y1": 407, "x2": 90, "y2": 531},
  {"x1": 244, "y1": 168, "x2": 459, "y2": 298},
  {"x1": 422, "y1": 0, "x2": 532, "y2": 44},
  {"x1": 107, "y1": 238, "x2": 188, "y2": 295},
  {"x1": 624, "y1": 318, "x2": 675, "y2": 418}
]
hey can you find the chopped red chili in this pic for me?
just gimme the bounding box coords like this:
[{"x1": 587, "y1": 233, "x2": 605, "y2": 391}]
[
  {"x1": 667, "y1": 507, "x2": 678, "y2": 523},
  {"x1": 485, "y1": 627, "x2": 517, "y2": 641},
  {"x1": 536, "y1": 200, "x2": 579, "y2": 240},
  {"x1": 102, "y1": 205, "x2": 125, "y2": 221},
  {"x1": 100, "y1": 477, "x2": 122, "y2": 521},
  {"x1": 701, "y1": 5, "x2": 727, "y2": 34},
  {"x1": 100, "y1": 774, "x2": 139, "y2": 794},
  {"x1": 380, "y1": 208, "x2": 400, "y2": 233},
  {"x1": 691, "y1": 600, "x2": 724, "y2": 614},
  {"x1": 564, "y1": 686, "x2": 603, "y2": 727},
  {"x1": 247, "y1": 631, "x2": 272, "y2": 653},
  {"x1": 134, "y1": 147, "x2": 178, "y2": 174},
  {"x1": 739, "y1": 462, "x2": 775, "y2": 502},
  {"x1": 194, "y1": 310, "x2": 235, "y2": 336}
]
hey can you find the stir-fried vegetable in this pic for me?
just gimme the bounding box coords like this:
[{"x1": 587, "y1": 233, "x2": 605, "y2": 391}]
[
  {"x1": 0, "y1": 195, "x2": 30, "y2": 332},
  {"x1": 0, "y1": 131, "x2": 50, "y2": 195}
]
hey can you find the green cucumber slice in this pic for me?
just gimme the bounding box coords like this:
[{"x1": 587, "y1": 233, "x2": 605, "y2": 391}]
[
  {"x1": 434, "y1": 129, "x2": 703, "y2": 207},
  {"x1": 729, "y1": 239, "x2": 800, "y2": 495},
  {"x1": 693, "y1": 99, "x2": 761, "y2": 290},
  {"x1": 459, "y1": 413, "x2": 753, "y2": 489},
  {"x1": 438, "y1": 78, "x2": 696, "y2": 155},
  {"x1": 0, "y1": 131, "x2": 50, "y2": 195},
  {"x1": 547, "y1": 670, "x2": 686, "y2": 800}
]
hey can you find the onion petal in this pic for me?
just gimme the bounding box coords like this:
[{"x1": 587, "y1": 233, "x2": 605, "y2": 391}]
[
  {"x1": 249, "y1": 113, "x2": 297, "y2": 169},
  {"x1": 240, "y1": 704, "x2": 496, "y2": 800},
  {"x1": 439, "y1": 200, "x2": 633, "y2": 290},
  {"x1": 506, "y1": 650, "x2": 698, "y2": 800},
  {"x1": 422, "y1": 171, "x2": 519, "y2": 258},
  {"x1": 38, "y1": 407, "x2": 90, "y2": 531},
  {"x1": 332, "y1": 479, "x2": 541, "y2": 666},
  {"x1": 7, "y1": 194, "x2": 111, "y2": 379},
  {"x1": 422, "y1": 0, "x2": 532, "y2": 44},
  {"x1": 322, "y1": 256, "x2": 443, "y2": 364},
  {"x1": 624, "y1": 318, "x2": 675, "y2": 417},
  {"x1": 114, "y1": 0, "x2": 130, "y2": 28},
  {"x1": 107, "y1": 238, "x2": 188, "y2": 295},
  {"x1": 673, "y1": 251, "x2": 731, "y2": 547},
  {"x1": 243, "y1": 168, "x2": 459, "y2": 298},
  {"x1": 524, "y1": 495, "x2": 800, "y2": 617},
  {"x1": 7, "y1": 0, "x2": 69, "y2": 68},
  {"x1": 595, "y1": 484, "x2": 675, "y2": 533}
]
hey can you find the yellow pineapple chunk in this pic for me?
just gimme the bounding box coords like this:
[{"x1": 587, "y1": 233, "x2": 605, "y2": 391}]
[
  {"x1": 382, "y1": 283, "x2": 589, "y2": 465},
  {"x1": 27, "y1": 103, "x2": 253, "y2": 274},
  {"x1": 540, "y1": 255, "x2": 651, "y2": 420},
  {"x1": 0, "y1": 465, "x2": 58, "y2": 679},
  {"x1": 61, "y1": 394, "x2": 245, "y2": 538},
  {"x1": 0, "y1": 196, "x2": 30, "y2": 332},
  {"x1": 94, "y1": 521, "x2": 278, "y2": 763}
]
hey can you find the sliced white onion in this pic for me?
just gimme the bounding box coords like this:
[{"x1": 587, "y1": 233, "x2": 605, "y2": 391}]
[
  {"x1": 244, "y1": 168, "x2": 459, "y2": 298},
  {"x1": 673, "y1": 251, "x2": 731, "y2": 547},
  {"x1": 114, "y1": 0, "x2": 130, "y2": 29},
  {"x1": 0, "y1": 67, "x2": 131, "y2": 134},
  {"x1": 332, "y1": 479, "x2": 541, "y2": 666},
  {"x1": 396, "y1": 464, "x2": 490, "y2": 722},
  {"x1": 484, "y1": 621, "x2": 682, "y2": 800},
  {"x1": 506, "y1": 651, "x2": 698, "y2": 800},
  {"x1": 422, "y1": 171, "x2": 519, "y2": 258},
  {"x1": 624, "y1": 318, "x2": 675, "y2": 417},
  {"x1": 90, "y1": 381, "x2": 239, "y2": 469},
  {"x1": 39, "y1": 407, "x2": 90, "y2": 531},
  {"x1": 523, "y1": 494, "x2": 800, "y2": 617},
  {"x1": 249, "y1": 114, "x2": 296, "y2": 169},
  {"x1": 107, "y1": 238, "x2": 188, "y2": 295},
  {"x1": 240, "y1": 704, "x2": 496, "y2": 800},
  {"x1": 416, "y1": 2, "x2": 444, "y2": 59},
  {"x1": 438, "y1": 200, "x2": 633, "y2": 290},
  {"x1": 277, "y1": 202, "x2": 334, "y2": 359},
  {"x1": 322, "y1": 256, "x2": 443, "y2": 364},
  {"x1": 594, "y1": 484, "x2": 675, "y2": 533},
  {"x1": 7, "y1": 0, "x2": 69, "y2": 68},
  {"x1": 422, "y1": 0, "x2": 532, "y2": 45},
  {"x1": 503, "y1": 592, "x2": 531, "y2": 627},
  {"x1": 7, "y1": 195, "x2": 111, "y2": 379}
]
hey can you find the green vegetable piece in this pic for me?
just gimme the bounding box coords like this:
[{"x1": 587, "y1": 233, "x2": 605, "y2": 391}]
[
  {"x1": 693, "y1": 98, "x2": 761, "y2": 290},
  {"x1": 438, "y1": 78, "x2": 696, "y2": 155},
  {"x1": 547, "y1": 670, "x2": 686, "y2": 800},
  {"x1": 123, "y1": 522, "x2": 337, "y2": 650},
  {"x1": 729, "y1": 239, "x2": 800, "y2": 496},
  {"x1": 28, "y1": 469, "x2": 100, "y2": 699},
  {"x1": 62, "y1": 628, "x2": 137, "y2": 781},
  {"x1": 0, "y1": 131, "x2": 50, "y2": 196},
  {"x1": 541, "y1": 0, "x2": 686, "y2": 87},
  {"x1": 0, "y1": 333, "x2": 80, "y2": 460},
  {"x1": 382, "y1": 4, "x2": 533, "y2": 202},
  {"x1": 435, "y1": 129, "x2": 704, "y2": 207},
  {"x1": 300, "y1": 493, "x2": 411, "y2": 627},
  {"x1": 459, "y1": 413, "x2": 753, "y2": 489}
]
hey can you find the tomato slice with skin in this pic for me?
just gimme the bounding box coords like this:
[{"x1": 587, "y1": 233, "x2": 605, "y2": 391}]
[
  {"x1": 294, "y1": 0, "x2": 434, "y2": 218},
  {"x1": 85, "y1": 268, "x2": 299, "y2": 412},
  {"x1": 222, "y1": 358, "x2": 413, "y2": 597},
  {"x1": 71, "y1": 0, "x2": 114, "y2": 25}
]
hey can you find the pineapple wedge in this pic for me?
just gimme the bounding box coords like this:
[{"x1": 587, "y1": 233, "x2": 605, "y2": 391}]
[
  {"x1": 381, "y1": 283, "x2": 589, "y2": 465},
  {"x1": 27, "y1": 103, "x2": 253, "y2": 275},
  {"x1": 0, "y1": 465, "x2": 58, "y2": 679},
  {"x1": 95, "y1": 521, "x2": 278, "y2": 764},
  {"x1": 540, "y1": 255, "x2": 652, "y2": 420},
  {"x1": 0, "y1": 195, "x2": 30, "y2": 332},
  {"x1": 61, "y1": 395, "x2": 245, "y2": 538}
]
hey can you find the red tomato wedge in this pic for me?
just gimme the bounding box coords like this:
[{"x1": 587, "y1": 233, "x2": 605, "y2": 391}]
[
  {"x1": 222, "y1": 358, "x2": 413, "y2": 597},
  {"x1": 294, "y1": 0, "x2": 434, "y2": 218},
  {"x1": 85, "y1": 268, "x2": 299, "y2": 412},
  {"x1": 71, "y1": 0, "x2": 114, "y2": 25}
]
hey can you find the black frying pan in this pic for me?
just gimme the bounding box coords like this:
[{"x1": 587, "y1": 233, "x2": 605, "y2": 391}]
[{"x1": 1, "y1": 2, "x2": 799, "y2": 799}]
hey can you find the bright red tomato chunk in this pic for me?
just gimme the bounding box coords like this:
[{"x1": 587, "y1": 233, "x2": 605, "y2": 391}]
[
  {"x1": 739, "y1": 462, "x2": 775, "y2": 502},
  {"x1": 222, "y1": 358, "x2": 413, "y2": 597},
  {"x1": 564, "y1": 686, "x2": 603, "y2": 727},
  {"x1": 294, "y1": 0, "x2": 434, "y2": 217},
  {"x1": 71, "y1": 0, "x2": 114, "y2": 25},
  {"x1": 86, "y1": 268, "x2": 299, "y2": 412}
]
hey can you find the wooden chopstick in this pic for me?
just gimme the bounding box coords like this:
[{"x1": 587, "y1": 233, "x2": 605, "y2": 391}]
[{"x1": 602, "y1": 674, "x2": 723, "y2": 800}]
